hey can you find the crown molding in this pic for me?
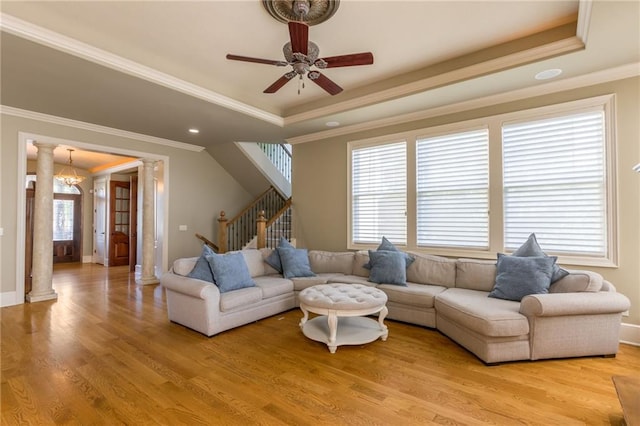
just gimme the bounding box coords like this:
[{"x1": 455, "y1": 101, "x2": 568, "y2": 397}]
[
  {"x1": 287, "y1": 62, "x2": 640, "y2": 145},
  {"x1": 0, "y1": 13, "x2": 284, "y2": 128},
  {"x1": 1, "y1": 105, "x2": 206, "y2": 152},
  {"x1": 283, "y1": 36, "x2": 585, "y2": 126},
  {"x1": 576, "y1": 0, "x2": 593, "y2": 44}
]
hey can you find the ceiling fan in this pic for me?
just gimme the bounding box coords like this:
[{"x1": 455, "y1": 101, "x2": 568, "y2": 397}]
[{"x1": 226, "y1": 20, "x2": 374, "y2": 95}]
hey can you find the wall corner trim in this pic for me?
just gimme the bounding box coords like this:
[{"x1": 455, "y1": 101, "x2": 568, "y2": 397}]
[
  {"x1": 1, "y1": 105, "x2": 206, "y2": 152},
  {"x1": 620, "y1": 322, "x2": 640, "y2": 347}
]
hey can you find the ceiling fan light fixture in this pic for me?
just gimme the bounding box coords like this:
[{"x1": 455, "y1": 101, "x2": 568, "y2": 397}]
[
  {"x1": 55, "y1": 148, "x2": 86, "y2": 186},
  {"x1": 263, "y1": 0, "x2": 340, "y2": 26}
]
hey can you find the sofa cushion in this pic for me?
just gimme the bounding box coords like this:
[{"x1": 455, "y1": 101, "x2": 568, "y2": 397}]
[
  {"x1": 308, "y1": 251, "x2": 354, "y2": 274},
  {"x1": 241, "y1": 249, "x2": 266, "y2": 278},
  {"x1": 173, "y1": 257, "x2": 198, "y2": 276},
  {"x1": 253, "y1": 276, "x2": 294, "y2": 299},
  {"x1": 406, "y1": 252, "x2": 456, "y2": 287},
  {"x1": 512, "y1": 233, "x2": 569, "y2": 283},
  {"x1": 352, "y1": 251, "x2": 370, "y2": 277},
  {"x1": 265, "y1": 237, "x2": 294, "y2": 273},
  {"x1": 219, "y1": 286, "x2": 263, "y2": 312},
  {"x1": 367, "y1": 250, "x2": 407, "y2": 286},
  {"x1": 378, "y1": 282, "x2": 447, "y2": 308},
  {"x1": 277, "y1": 247, "x2": 316, "y2": 279},
  {"x1": 435, "y1": 288, "x2": 529, "y2": 337},
  {"x1": 455, "y1": 258, "x2": 496, "y2": 291},
  {"x1": 488, "y1": 254, "x2": 556, "y2": 302},
  {"x1": 549, "y1": 270, "x2": 603, "y2": 293},
  {"x1": 187, "y1": 245, "x2": 216, "y2": 283},
  {"x1": 327, "y1": 275, "x2": 376, "y2": 287},
  {"x1": 206, "y1": 252, "x2": 256, "y2": 293},
  {"x1": 291, "y1": 274, "x2": 342, "y2": 291}
]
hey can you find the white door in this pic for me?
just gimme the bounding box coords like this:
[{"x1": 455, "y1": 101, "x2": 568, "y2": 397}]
[{"x1": 93, "y1": 177, "x2": 107, "y2": 265}]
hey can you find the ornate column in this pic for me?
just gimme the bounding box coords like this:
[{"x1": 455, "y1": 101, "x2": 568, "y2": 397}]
[
  {"x1": 27, "y1": 142, "x2": 58, "y2": 303},
  {"x1": 136, "y1": 159, "x2": 159, "y2": 285}
]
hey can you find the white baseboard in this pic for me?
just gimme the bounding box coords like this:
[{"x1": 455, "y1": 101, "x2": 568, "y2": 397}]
[
  {"x1": 0, "y1": 291, "x2": 19, "y2": 307},
  {"x1": 82, "y1": 255, "x2": 93, "y2": 263},
  {"x1": 620, "y1": 322, "x2": 640, "y2": 346}
]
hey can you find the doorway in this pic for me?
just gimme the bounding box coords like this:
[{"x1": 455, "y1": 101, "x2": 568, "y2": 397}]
[{"x1": 16, "y1": 132, "x2": 170, "y2": 306}]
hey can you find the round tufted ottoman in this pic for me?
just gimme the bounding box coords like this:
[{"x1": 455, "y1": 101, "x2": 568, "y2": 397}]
[{"x1": 298, "y1": 283, "x2": 388, "y2": 353}]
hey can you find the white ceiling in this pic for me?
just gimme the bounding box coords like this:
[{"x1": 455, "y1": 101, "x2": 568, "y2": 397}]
[{"x1": 2, "y1": 0, "x2": 639, "y2": 166}]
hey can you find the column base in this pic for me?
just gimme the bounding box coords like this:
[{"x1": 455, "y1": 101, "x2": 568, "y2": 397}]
[
  {"x1": 26, "y1": 290, "x2": 58, "y2": 303},
  {"x1": 136, "y1": 276, "x2": 159, "y2": 286}
]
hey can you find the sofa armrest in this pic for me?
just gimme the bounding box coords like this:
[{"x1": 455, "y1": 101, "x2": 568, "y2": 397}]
[
  {"x1": 520, "y1": 292, "x2": 630, "y2": 317},
  {"x1": 161, "y1": 272, "x2": 220, "y2": 301}
]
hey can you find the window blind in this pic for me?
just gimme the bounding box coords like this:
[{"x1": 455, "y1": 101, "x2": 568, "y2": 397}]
[
  {"x1": 352, "y1": 142, "x2": 407, "y2": 244},
  {"x1": 416, "y1": 129, "x2": 489, "y2": 248},
  {"x1": 502, "y1": 110, "x2": 606, "y2": 256}
]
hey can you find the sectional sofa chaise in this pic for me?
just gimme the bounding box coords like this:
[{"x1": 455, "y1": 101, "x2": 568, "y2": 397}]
[{"x1": 160, "y1": 247, "x2": 630, "y2": 364}]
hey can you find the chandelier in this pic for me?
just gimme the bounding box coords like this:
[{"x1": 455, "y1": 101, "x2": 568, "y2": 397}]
[{"x1": 55, "y1": 149, "x2": 86, "y2": 186}]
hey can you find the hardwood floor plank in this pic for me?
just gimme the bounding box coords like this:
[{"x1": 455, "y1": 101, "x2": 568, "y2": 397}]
[{"x1": 1, "y1": 263, "x2": 638, "y2": 425}]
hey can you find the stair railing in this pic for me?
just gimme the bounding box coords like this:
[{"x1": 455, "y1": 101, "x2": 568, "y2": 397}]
[
  {"x1": 256, "y1": 199, "x2": 293, "y2": 249},
  {"x1": 217, "y1": 186, "x2": 288, "y2": 252},
  {"x1": 257, "y1": 143, "x2": 292, "y2": 182}
]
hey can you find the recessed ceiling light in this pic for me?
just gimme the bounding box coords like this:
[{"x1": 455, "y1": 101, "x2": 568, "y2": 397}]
[
  {"x1": 534, "y1": 68, "x2": 562, "y2": 80},
  {"x1": 326, "y1": 121, "x2": 340, "y2": 127},
  {"x1": 188, "y1": 128, "x2": 199, "y2": 134}
]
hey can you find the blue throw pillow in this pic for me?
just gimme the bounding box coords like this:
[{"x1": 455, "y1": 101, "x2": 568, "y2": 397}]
[
  {"x1": 512, "y1": 233, "x2": 569, "y2": 283},
  {"x1": 488, "y1": 253, "x2": 556, "y2": 301},
  {"x1": 205, "y1": 252, "x2": 256, "y2": 293},
  {"x1": 364, "y1": 236, "x2": 415, "y2": 269},
  {"x1": 265, "y1": 237, "x2": 294, "y2": 273},
  {"x1": 276, "y1": 247, "x2": 315, "y2": 279},
  {"x1": 187, "y1": 244, "x2": 215, "y2": 283},
  {"x1": 367, "y1": 250, "x2": 407, "y2": 286}
]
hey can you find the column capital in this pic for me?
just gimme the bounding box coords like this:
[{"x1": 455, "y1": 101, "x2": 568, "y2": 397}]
[{"x1": 32, "y1": 142, "x2": 57, "y2": 152}]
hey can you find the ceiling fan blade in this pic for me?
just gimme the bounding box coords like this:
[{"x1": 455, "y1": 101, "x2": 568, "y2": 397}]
[
  {"x1": 226, "y1": 54, "x2": 287, "y2": 66},
  {"x1": 316, "y1": 52, "x2": 374, "y2": 68},
  {"x1": 307, "y1": 71, "x2": 343, "y2": 95},
  {"x1": 264, "y1": 72, "x2": 297, "y2": 94},
  {"x1": 288, "y1": 21, "x2": 309, "y2": 55}
]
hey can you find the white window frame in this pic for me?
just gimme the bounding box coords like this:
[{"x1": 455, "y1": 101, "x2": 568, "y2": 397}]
[
  {"x1": 346, "y1": 94, "x2": 617, "y2": 267},
  {"x1": 348, "y1": 134, "x2": 411, "y2": 250},
  {"x1": 499, "y1": 95, "x2": 617, "y2": 267},
  {"x1": 416, "y1": 126, "x2": 490, "y2": 250}
]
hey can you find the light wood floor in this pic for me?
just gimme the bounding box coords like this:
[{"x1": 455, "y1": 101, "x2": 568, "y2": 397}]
[{"x1": 2, "y1": 263, "x2": 639, "y2": 425}]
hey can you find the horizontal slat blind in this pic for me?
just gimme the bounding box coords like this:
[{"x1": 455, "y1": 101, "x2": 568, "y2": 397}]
[
  {"x1": 352, "y1": 142, "x2": 407, "y2": 244},
  {"x1": 503, "y1": 110, "x2": 606, "y2": 255},
  {"x1": 416, "y1": 129, "x2": 489, "y2": 248}
]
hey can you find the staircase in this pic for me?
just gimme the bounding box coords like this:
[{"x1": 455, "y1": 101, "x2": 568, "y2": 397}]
[{"x1": 216, "y1": 186, "x2": 292, "y2": 253}]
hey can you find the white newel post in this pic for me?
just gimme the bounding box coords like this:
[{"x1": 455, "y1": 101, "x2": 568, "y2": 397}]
[
  {"x1": 27, "y1": 142, "x2": 58, "y2": 303},
  {"x1": 136, "y1": 159, "x2": 159, "y2": 285}
]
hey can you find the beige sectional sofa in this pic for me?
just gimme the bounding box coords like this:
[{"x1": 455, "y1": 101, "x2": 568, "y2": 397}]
[{"x1": 160, "y1": 249, "x2": 630, "y2": 364}]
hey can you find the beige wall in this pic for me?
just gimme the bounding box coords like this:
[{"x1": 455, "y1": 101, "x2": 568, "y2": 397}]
[
  {"x1": 292, "y1": 76, "x2": 640, "y2": 325},
  {"x1": 1, "y1": 114, "x2": 253, "y2": 299}
]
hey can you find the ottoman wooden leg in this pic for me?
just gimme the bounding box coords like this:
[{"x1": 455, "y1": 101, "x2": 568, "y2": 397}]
[
  {"x1": 327, "y1": 311, "x2": 338, "y2": 353},
  {"x1": 378, "y1": 306, "x2": 389, "y2": 341},
  {"x1": 299, "y1": 306, "x2": 309, "y2": 328}
]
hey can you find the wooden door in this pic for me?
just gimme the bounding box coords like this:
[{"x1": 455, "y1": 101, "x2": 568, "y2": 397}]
[
  {"x1": 129, "y1": 175, "x2": 138, "y2": 272},
  {"x1": 109, "y1": 181, "x2": 130, "y2": 267}
]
